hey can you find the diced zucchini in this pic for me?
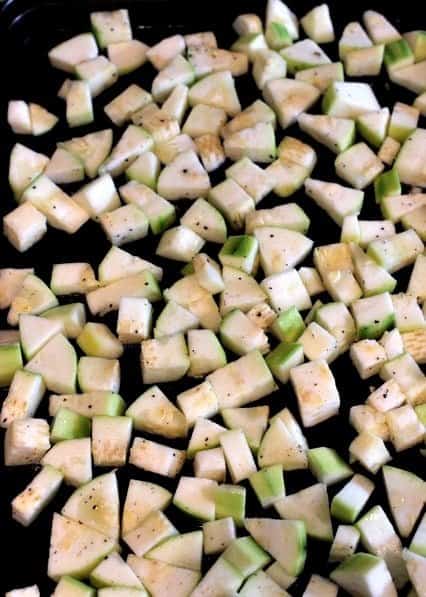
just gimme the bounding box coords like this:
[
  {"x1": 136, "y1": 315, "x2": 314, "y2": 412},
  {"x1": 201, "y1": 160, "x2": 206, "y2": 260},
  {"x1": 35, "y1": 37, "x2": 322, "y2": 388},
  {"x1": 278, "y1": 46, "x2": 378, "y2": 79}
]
[
  {"x1": 339, "y1": 21, "x2": 372, "y2": 59},
  {"x1": 42, "y1": 303, "x2": 85, "y2": 339},
  {"x1": 146, "y1": 34, "x2": 185, "y2": 70},
  {"x1": 233, "y1": 15, "x2": 262, "y2": 36},
  {"x1": 126, "y1": 151, "x2": 160, "y2": 188},
  {"x1": 220, "y1": 266, "x2": 266, "y2": 315},
  {"x1": 87, "y1": 272, "x2": 160, "y2": 316},
  {"x1": 258, "y1": 416, "x2": 308, "y2": 471},
  {"x1": 356, "y1": 505, "x2": 407, "y2": 588},
  {"x1": 129, "y1": 437, "x2": 186, "y2": 477},
  {"x1": 215, "y1": 484, "x2": 246, "y2": 526},
  {"x1": 92, "y1": 416, "x2": 132, "y2": 467},
  {"x1": 75, "y1": 56, "x2": 118, "y2": 97},
  {"x1": 281, "y1": 39, "x2": 331, "y2": 74},
  {"x1": 194, "y1": 447, "x2": 226, "y2": 481},
  {"x1": 389, "y1": 102, "x2": 419, "y2": 143},
  {"x1": 299, "y1": 114, "x2": 355, "y2": 155},
  {"x1": 122, "y1": 479, "x2": 171, "y2": 537},
  {"x1": 77, "y1": 323, "x2": 123, "y2": 359},
  {"x1": 266, "y1": 342, "x2": 305, "y2": 382},
  {"x1": 331, "y1": 552, "x2": 397, "y2": 597},
  {"x1": 323, "y1": 82, "x2": 380, "y2": 118},
  {"x1": 90, "y1": 552, "x2": 143, "y2": 589},
  {"x1": 223, "y1": 536, "x2": 270, "y2": 577},
  {"x1": 350, "y1": 339, "x2": 387, "y2": 379},
  {"x1": 108, "y1": 39, "x2": 148, "y2": 75},
  {"x1": 157, "y1": 150, "x2": 210, "y2": 200},
  {"x1": 386, "y1": 404, "x2": 425, "y2": 451},
  {"x1": 141, "y1": 333, "x2": 189, "y2": 384},
  {"x1": 49, "y1": 33, "x2": 98, "y2": 73},
  {"x1": 221, "y1": 406, "x2": 269, "y2": 452},
  {"x1": 42, "y1": 438, "x2": 92, "y2": 487},
  {"x1": 91, "y1": 9, "x2": 131, "y2": 48},
  {"x1": 66, "y1": 81, "x2": 93, "y2": 127},
  {"x1": 301, "y1": 4, "x2": 334, "y2": 43},
  {"x1": 188, "y1": 70, "x2": 241, "y2": 116},
  {"x1": 308, "y1": 447, "x2": 353, "y2": 485},
  {"x1": 173, "y1": 476, "x2": 216, "y2": 521},
  {"x1": 0, "y1": 370, "x2": 44, "y2": 428},
  {"x1": 51, "y1": 408, "x2": 91, "y2": 443},
  {"x1": 4, "y1": 417, "x2": 50, "y2": 466},
  {"x1": 124, "y1": 511, "x2": 177, "y2": 558},
  {"x1": 384, "y1": 39, "x2": 414, "y2": 74},
  {"x1": 331, "y1": 473, "x2": 375, "y2": 523},
  {"x1": 368, "y1": 229, "x2": 424, "y2": 273},
  {"x1": 203, "y1": 518, "x2": 236, "y2": 555},
  {"x1": 363, "y1": 10, "x2": 401, "y2": 44},
  {"x1": 253, "y1": 49, "x2": 287, "y2": 90},
  {"x1": 357, "y1": 108, "x2": 390, "y2": 148},
  {"x1": 344, "y1": 45, "x2": 384, "y2": 77},
  {"x1": 127, "y1": 557, "x2": 200, "y2": 597},
  {"x1": 395, "y1": 128, "x2": 426, "y2": 186},
  {"x1": 188, "y1": 46, "x2": 248, "y2": 78},
  {"x1": 329, "y1": 525, "x2": 360, "y2": 562},
  {"x1": 104, "y1": 85, "x2": 151, "y2": 127},
  {"x1": 48, "y1": 513, "x2": 115, "y2": 581},
  {"x1": 100, "y1": 125, "x2": 153, "y2": 177},
  {"x1": 335, "y1": 142, "x2": 384, "y2": 189},
  {"x1": 261, "y1": 269, "x2": 311, "y2": 313},
  {"x1": 146, "y1": 531, "x2": 202, "y2": 572},
  {"x1": 245, "y1": 518, "x2": 306, "y2": 577},
  {"x1": 349, "y1": 432, "x2": 391, "y2": 474},
  {"x1": 255, "y1": 228, "x2": 313, "y2": 276},
  {"x1": 378, "y1": 136, "x2": 400, "y2": 165},
  {"x1": 290, "y1": 360, "x2": 340, "y2": 427},
  {"x1": 151, "y1": 55, "x2": 194, "y2": 103},
  {"x1": 52, "y1": 577, "x2": 94, "y2": 597},
  {"x1": 266, "y1": 0, "x2": 299, "y2": 40},
  {"x1": 276, "y1": 483, "x2": 333, "y2": 542},
  {"x1": 305, "y1": 178, "x2": 363, "y2": 225},
  {"x1": 263, "y1": 78, "x2": 320, "y2": 129},
  {"x1": 351, "y1": 293, "x2": 395, "y2": 339},
  {"x1": 61, "y1": 471, "x2": 120, "y2": 540},
  {"x1": 224, "y1": 122, "x2": 276, "y2": 164},
  {"x1": 383, "y1": 466, "x2": 425, "y2": 538},
  {"x1": 245, "y1": 204, "x2": 310, "y2": 235},
  {"x1": 12, "y1": 465, "x2": 62, "y2": 526},
  {"x1": 221, "y1": 99, "x2": 276, "y2": 138},
  {"x1": 176, "y1": 381, "x2": 218, "y2": 426},
  {"x1": 187, "y1": 329, "x2": 226, "y2": 377},
  {"x1": 189, "y1": 557, "x2": 243, "y2": 596},
  {"x1": 220, "y1": 429, "x2": 257, "y2": 483},
  {"x1": 220, "y1": 309, "x2": 269, "y2": 355}
]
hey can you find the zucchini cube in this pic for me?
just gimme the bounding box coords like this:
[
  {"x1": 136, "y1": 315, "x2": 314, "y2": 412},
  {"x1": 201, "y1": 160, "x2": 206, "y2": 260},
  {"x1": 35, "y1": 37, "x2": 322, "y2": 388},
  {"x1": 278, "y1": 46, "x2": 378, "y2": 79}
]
[
  {"x1": 222, "y1": 536, "x2": 270, "y2": 577},
  {"x1": 3, "y1": 203, "x2": 47, "y2": 252},
  {"x1": 141, "y1": 333, "x2": 189, "y2": 384},
  {"x1": 220, "y1": 429, "x2": 257, "y2": 483},
  {"x1": 367, "y1": 380, "x2": 406, "y2": 412},
  {"x1": 290, "y1": 360, "x2": 340, "y2": 427},
  {"x1": 299, "y1": 322, "x2": 339, "y2": 363},
  {"x1": 219, "y1": 235, "x2": 259, "y2": 274},
  {"x1": 331, "y1": 553, "x2": 396, "y2": 597},
  {"x1": 335, "y1": 143, "x2": 384, "y2": 190},
  {"x1": 12, "y1": 465, "x2": 63, "y2": 526},
  {"x1": 117, "y1": 297, "x2": 152, "y2": 344},
  {"x1": 0, "y1": 370, "x2": 45, "y2": 428},
  {"x1": 203, "y1": 518, "x2": 236, "y2": 555},
  {"x1": 308, "y1": 447, "x2": 353, "y2": 486},
  {"x1": 380, "y1": 352, "x2": 426, "y2": 405},
  {"x1": 194, "y1": 447, "x2": 226, "y2": 482},
  {"x1": 351, "y1": 293, "x2": 395, "y2": 339},
  {"x1": 349, "y1": 432, "x2": 391, "y2": 474},
  {"x1": 92, "y1": 415, "x2": 132, "y2": 466},
  {"x1": 249, "y1": 464, "x2": 285, "y2": 507},
  {"x1": 215, "y1": 485, "x2": 246, "y2": 527},
  {"x1": 77, "y1": 323, "x2": 123, "y2": 359},
  {"x1": 386, "y1": 405, "x2": 425, "y2": 451},
  {"x1": 220, "y1": 310, "x2": 269, "y2": 356},
  {"x1": 129, "y1": 437, "x2": 186, "y2": 478},
  {"x1": 78, "y1": 357, "x2": 120, "y2": 393},
  {"x1": 266, "y1": 342, "x2": 304, "y2": 383},
  {"x1": 100, "y1": 204, "x2": 149, "y2": 246},
  {"x1": 271, "y1": 306, "x2": 305, "y2": 343},
  {"x1": 331, "y1": 474, "x2": 375, "y2": 523},
  {"x1": 5, "y1": 418, "x2": 50, "y2": 465},
  {"x1": 329, "y1": 525, "x2": 360, "y2": 562},
  {"x1": 349, "y1": 405, "x2": 389, "y2": 441},
  {"x1": 384, "y1": 39, "x2": 414, "y2": 73},
  {"x1": 261, "y1": 270, "x2": 311, "y2": 313},
  {"x1": 177, "y1": 381, "x2": 218, "y2": 426},
  {"x1": 0, "y1": 340, "x2": 23, "y2": 387},
  {"x1": 51, "y1": 408, "x2": 91, "y2": 443},
  {"x1": 350, "y1": 340, "x2": 387, "y2": 379}
]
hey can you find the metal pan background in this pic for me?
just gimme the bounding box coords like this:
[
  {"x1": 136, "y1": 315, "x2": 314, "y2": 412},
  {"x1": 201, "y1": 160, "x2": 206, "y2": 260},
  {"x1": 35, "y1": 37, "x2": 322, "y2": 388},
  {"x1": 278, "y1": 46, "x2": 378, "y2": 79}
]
[{"x1": 0, "y1": 0, "x2": 424, "y2": 594}]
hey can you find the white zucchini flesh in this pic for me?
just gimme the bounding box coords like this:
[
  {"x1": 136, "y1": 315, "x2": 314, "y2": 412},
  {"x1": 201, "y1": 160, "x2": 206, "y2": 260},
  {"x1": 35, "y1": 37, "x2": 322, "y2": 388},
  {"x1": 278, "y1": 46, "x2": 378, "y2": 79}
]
[
  {"x1": 356, "y1": 505, "x2": 408, "y2": 588},
  {"x1": 62, "y1": 471, "x2": 120, "y2": 540},
  {"x1": 12, "y1": 465, "x2": 63, "y2": 526},
  {"x1": 48, "y1": 513, "x2": 116, "y2": 581},
  {"x1": 275, "y1": 483, "x2": 333, "y2": 541},
  {"x1": 127, "y1": 556, "x2": 200, "y2": 597},
  {"x1": 123, "y1": 511, "x2": 177, "y2": 557},
  {"x1": 121, "y1": 479, "x2": 172, "y2": 536}
]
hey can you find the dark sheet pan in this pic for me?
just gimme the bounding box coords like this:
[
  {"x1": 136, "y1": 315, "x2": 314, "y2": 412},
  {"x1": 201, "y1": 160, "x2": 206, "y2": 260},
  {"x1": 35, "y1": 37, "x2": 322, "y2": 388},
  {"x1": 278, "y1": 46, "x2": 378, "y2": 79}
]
[{"x1": 0, "y1": 0, "x2": 424, "y2": 594}]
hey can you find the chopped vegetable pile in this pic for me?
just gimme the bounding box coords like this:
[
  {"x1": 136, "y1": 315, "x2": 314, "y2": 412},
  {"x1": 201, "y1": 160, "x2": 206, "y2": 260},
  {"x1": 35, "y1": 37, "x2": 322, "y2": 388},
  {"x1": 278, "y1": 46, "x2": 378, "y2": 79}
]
[{"x1": 1, "y1": 1, "x2": 426, "y2": 596}]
